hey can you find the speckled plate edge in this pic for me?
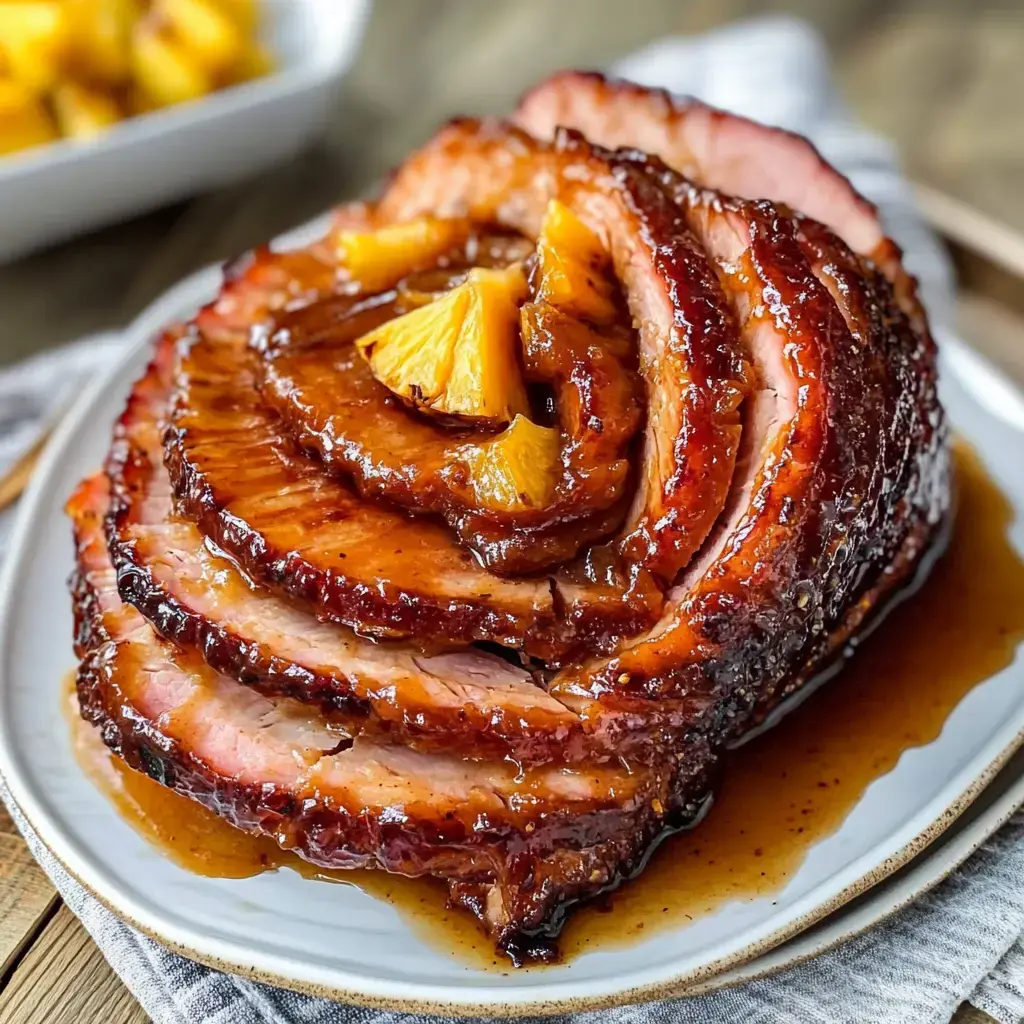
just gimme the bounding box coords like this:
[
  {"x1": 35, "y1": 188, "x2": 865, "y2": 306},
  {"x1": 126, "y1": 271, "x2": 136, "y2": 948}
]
[
  {"x1": 7, "y1": 721, "x2": 1024, "y2": 1018},
  {"x1": 0, "y1": 223, "x2": 1022, "y2": 1016}
]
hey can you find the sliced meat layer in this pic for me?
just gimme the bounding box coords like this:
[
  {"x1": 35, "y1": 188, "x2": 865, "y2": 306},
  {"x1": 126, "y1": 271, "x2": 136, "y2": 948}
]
[
  {"x1": 167, "y1": 313, "x2": 659, "y2": 661},
  {"x1": 254, "y1": 275, "x2": 644, "y2": 576},
  {"x1": 167, "y1": 123, "x2": 763, "y2": 652},
  {"x1": 553, "y1": 188, "x2": 949, "y2": 741},
  {"x1": 513, "y1": 71, "x2": 927, "y2": 331},
  {"x1": 71, "y1": 475, "x2": 710, "y2": 956},
  {"x1": 166, "y1": 322, "x2": 558, "y2": 658},
  {"x1": 107, "y1": 336, "x2": 697, "y2": 764},
  {"x1": 379, "y1": 119, "x2": 750, "y2": 585}
]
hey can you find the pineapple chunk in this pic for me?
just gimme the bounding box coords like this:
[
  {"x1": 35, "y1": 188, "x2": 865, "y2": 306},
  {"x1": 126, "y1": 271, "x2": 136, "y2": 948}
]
[
  {"x1": 356, "y1": 265, "x2": 530, "y2": 425},
  {"x1": 156, "y1": 0, "x2": 243, "y2": 76},
  {"x1": 445, "y1": 267, "x2": 530, "y2": 419},
  {"x1": 0, "y1": 2, "x2": 68, "y2": 94},
  {"x1": 463, "y1": 415, "x2": 560, "y2": 511},
  {"x1": 0, "y1": 77, "x2": 57, "y2": 154},
  {"x1": 63, "y1": 0, "x2": 136, "y2": 84},
  {"x1": 130, "y1": 18, "x2": 210, "y2": 108},
  {"x1": 217, "y1": 0, "x2": 257, "y2": 33},
  {"x1": 53, "y1": 80, "x2": 121, "y2": 139},
  {"x1": 336, "y1": 217, "x2": 468, "y2": 294},
  {"x1": 536, "y1": 199, "x2": 617, "y2": 323}
]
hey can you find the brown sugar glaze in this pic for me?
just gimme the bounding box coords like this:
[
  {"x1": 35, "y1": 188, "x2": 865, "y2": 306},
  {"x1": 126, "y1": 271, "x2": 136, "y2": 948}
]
[{"x1": 67, "y1": 443, "x2": 1024, "y2": 969}]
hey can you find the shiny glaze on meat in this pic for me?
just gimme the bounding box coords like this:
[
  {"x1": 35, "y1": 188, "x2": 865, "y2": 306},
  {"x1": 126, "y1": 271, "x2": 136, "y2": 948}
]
[
  {"x1": 256, "y1": 279, "x2": 646, "y2": 575},
  {"x1": 224, "y1": 214, "x2": 646, "y2": 576},
  {"x1": 105, "y1": 334, "x2": 699, "y2": 765},
  {"x1": 379, "y1": 120, "x2": 751, "y2": 585},
  {"x1": 513, "y1": 70, "x2": 927, "y2": 330},
  {"x1": 166, "y1": 321, "x2": 570, "y2": 658},
  {"x1": 74, "y1": 444, "x2": 1024, "y2": 972},
  {"x1": 71, "y1": 475, "x2": 709, "y2": 956},
  {"x1": 167, "y1": 312, "x2": 661, "y2": 659},
  {"x1": 553, "y1": 187, "x2": 949, "y2": 735}
]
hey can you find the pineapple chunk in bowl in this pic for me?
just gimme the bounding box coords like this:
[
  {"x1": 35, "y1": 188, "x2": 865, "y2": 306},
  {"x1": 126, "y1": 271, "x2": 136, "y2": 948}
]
[{"x1": 0, "y1": 0, "x2": 369, "y2": 260}]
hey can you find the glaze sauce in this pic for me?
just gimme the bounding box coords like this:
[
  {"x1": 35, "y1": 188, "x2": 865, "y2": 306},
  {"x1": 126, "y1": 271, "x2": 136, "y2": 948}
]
[{"x1": 67, "y1": 445, "x2": 1024, "y2": 968}]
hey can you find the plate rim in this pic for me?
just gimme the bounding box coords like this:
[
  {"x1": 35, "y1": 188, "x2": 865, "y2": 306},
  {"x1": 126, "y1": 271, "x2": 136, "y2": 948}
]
[
  {"x1": 5, "y1": 725, "x2": 1023, "y2": 1018},
  {"x1": 1, "y1": 256, "x2": 1023, "y2": 1016},
  {"x1": 690, "y1": 747, "x2": 1024, "y2": 997}
]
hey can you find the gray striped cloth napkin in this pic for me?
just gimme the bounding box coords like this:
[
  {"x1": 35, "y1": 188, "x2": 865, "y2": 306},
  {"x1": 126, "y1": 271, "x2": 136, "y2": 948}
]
[{"x1": 1, "y1": 15, "x2": 1023, "y2": 1024}]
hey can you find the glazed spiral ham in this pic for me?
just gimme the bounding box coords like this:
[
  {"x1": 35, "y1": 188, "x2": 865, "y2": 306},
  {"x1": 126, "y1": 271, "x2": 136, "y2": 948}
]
[{"x1": 68, "y1": 72, "x2": 950, "y2": 962}]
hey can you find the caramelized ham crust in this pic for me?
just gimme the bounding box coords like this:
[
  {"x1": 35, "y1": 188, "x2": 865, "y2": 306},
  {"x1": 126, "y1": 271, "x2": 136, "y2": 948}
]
[
  {"x1": 166, "y1": 124, "x2": 765, "y2": 655},
  {"x1": 552, "y1": 186, "x2": 948, "y2": 727},
  {"x1": 379, "y1": 120, "x2": 750, "y2": 584},
  {"x1": 66, "y1": 75, "x2": 952, "y2": 962},
  {"x1": 166, "y1": 320, "x2": 570, "y2": 658},
  {"x1": 106, "y1": 334, "x2": 697, "y2": 765},
  {"x1": 72, "y1": 475, "x2": 710, "y2": 956},
  {"x1": 505, "y1": 77, "x2": 948, "y2": 717},
  {"x1": 513, "y1": 70, "x2": 926, "y2": 329},
  {"x1": 167, "y1": 313, "x2": 662, "y2": 661},
  {"x1": 254, "y1": 275, "x2": 645, "y2": 576}
]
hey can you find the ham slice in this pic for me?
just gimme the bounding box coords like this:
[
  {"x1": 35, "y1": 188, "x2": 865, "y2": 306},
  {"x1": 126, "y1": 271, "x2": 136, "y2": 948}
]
[
  {"x1": 70, "y1": 473, "x2": 704, "y2": 957},
  {"x1": 513, "y1": 70, "x2": 928, "y2": 330}
]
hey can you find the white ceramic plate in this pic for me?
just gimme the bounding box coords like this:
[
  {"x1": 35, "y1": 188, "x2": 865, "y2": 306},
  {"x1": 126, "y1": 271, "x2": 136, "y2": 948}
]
[
  {"x1": 0, "y1": 223, "x2": 1023, "y2": 1016},
  {"x1": 0, "y1": 0, "x2": 370, "y2": 261},
  {"x1": 692, "y1": 740, "x2": 1024, "y2": 997}
]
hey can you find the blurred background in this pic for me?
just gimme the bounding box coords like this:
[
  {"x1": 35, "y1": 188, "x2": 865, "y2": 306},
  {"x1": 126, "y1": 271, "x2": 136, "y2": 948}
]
[{"x1": 0, "y1": 0, "x2": 1022, "y2": 367}]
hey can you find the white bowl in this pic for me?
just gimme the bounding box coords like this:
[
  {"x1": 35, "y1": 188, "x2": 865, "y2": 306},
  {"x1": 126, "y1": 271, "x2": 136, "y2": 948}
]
[{"x1": 0, "y1": 0, "x2": 370, "y2": 262}]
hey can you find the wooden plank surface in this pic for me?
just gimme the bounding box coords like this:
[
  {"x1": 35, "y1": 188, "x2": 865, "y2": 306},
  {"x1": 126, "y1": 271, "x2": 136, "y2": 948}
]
[
  {"x1": 0, "y1": 810, "x2": 58, "y2": 980},
  {"x1": 0, "y1": 1, "x2": 1022, "y2": 1021},
  {"x1": 0, "y1": 904, "x2": 149, "y2": 1024}
]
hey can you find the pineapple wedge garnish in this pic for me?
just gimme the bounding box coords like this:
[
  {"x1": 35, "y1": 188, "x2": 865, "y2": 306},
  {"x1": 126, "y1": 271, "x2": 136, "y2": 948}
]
[
  {"x1": 218, "y1": 0, "x2": 257, "y2": 33},
  {"x1": 63, "y1": 0, "x2": 136, "y2": 86},
  {"x1": 336, "y1": 217, "x2": 468, "y2": 294},
  {"x1": 356, "y1": 265, "x2": 530, "y2": 424},
  {"x1": 130, "y1": 19, "x2": 210, "y2": 107},
  {"x1": 222, "y1": 40, "x2": 274, "y2": 85},
  {"x1": 155, "y1": 0, "x2": 243, "y2": 76},
  {"x1": 536, "y1": 199, "x2": 618, "y2": 323},
  {"x1": 462, "y1": 414, "x2": 560, "y2": 511}
]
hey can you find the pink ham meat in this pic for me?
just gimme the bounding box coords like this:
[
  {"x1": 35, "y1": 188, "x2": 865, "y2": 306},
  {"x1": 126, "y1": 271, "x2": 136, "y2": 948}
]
[
  {"x1": 105, "y1": 334, "x2": 698, "y2": 765},
  {"x1": 72, "y1": 473, "x2": 706, "y2": 958},
  {"x1": 513, "y1": 71, "x2": 926, "y2": 329}
]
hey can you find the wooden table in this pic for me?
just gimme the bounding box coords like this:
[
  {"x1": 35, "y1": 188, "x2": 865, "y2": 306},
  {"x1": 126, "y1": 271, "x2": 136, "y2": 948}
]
[{"x1": 0, "y1": 1, "x2": 1022, "y2": 1020}]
